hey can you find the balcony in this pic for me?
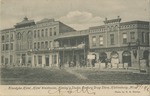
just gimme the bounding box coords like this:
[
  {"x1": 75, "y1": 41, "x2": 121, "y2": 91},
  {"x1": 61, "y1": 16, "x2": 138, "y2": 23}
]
[{"x1": 27, "y1": 44, "x2": 86, "y2": 54}]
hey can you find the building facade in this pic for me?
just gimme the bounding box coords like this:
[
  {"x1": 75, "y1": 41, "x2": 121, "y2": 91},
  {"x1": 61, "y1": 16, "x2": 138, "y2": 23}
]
[
  {"x1": 89, "y1": 17, "x2": 149, "y2": 69},
  {"x1": 0, "y1": 28, "x2": 15, "y2": 67},
  {"x1": 0, "y1": 16, "x2": 149, "y2": 70}
]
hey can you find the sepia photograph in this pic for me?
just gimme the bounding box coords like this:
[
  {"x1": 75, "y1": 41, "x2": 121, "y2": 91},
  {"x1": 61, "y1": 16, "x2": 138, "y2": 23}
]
[{"x1": 0, "y1": 0, "x2": 150, "y2": 96}]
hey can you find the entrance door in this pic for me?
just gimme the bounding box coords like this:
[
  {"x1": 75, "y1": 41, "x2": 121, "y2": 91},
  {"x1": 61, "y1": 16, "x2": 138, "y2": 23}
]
[
  {"x1": 122, "y1": 51, "x2": 131, "y2": 67},
  {"x1": 143, "y1": 50, "x2": 149, "y2": 67},
  {"x1": 45, "y1": 55, "x2": 49, "y2": 66}
]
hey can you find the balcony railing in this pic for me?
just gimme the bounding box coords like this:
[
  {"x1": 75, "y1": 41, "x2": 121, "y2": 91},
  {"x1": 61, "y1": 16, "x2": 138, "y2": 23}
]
[{"x1": 27, "y1": 44, "x2": 86, "y2": 53}]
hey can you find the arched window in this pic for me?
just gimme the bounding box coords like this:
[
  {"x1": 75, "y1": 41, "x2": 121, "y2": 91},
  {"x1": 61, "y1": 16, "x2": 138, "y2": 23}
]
[
  {"x1": 41, "y1": 29, "x2": 44, "y2": 37},
  {"x1": 45, "y1": 29, "x2": 48, "y2": 37}
]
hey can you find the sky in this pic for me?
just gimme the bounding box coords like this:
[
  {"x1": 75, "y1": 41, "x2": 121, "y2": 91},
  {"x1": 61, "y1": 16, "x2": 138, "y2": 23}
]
[{"x1": 0, "y1": 0, "x2": 149, "y2": 30}]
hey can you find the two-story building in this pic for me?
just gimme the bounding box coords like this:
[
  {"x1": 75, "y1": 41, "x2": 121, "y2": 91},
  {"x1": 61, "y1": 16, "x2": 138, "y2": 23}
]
[{"x1": 89, "y1": 16, "x2": 149, "y2": 69}]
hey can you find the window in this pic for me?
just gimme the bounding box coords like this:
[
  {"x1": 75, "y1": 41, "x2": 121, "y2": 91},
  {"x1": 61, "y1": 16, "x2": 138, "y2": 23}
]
[
  {"x1": 17, "y1": 33, "x2": 21, "y2": 40},
  {"x1": 2, "y1": 35, "x2": 5, "y2": 42},
  {"x1": 110, "y1": 34, "x2": 114, "y2": 45},
  {"x1": 54, "y1": 27, "x2": 56, "y2": 35},
  {"x1": 10, "y1": 34, "x2": 13, "y2": 40},
  {"x1": 45, "y1": 41, "x2": 48, "y2": 48},
  {"x1": 1, "y1": 56, "x2": 4, "y2": 63},
  {"x1": 2, "y1": 44, "x2": 5, "y2": 51},
  {"x1": 10, "y1": 43, "x2": 13, "y2": 50},
  {"x1": 38, "y1": 30, "x2": 40, "y2": 37},
  {"x1": 34, "y1": 43, "x2": 36, "y2": 49},
  {"x1": 28, "y1": 31, "x2": 32, "y2": 39},
  {"x1": 6, "y1": 34, "x2": 9, "y2": 41},
  {"x1": 34, "y1": 30, "x2": 36, "y2": 38},
  {"x1": 99, "y1": 35, "x2": 103, "y2": 45},
  {"x1": 92, "y1": 36, "x2": 96, "y2": 46},
  {"x1": 142, "y1": 32, "x2": 146, "y2": 43},
  {"x1": 6, "y1": 44, "x2": 9, "y2": 50},
  {"x1": 49, "y1": 41, "x2": 52, "y2": 48},
  {"x1": 38, "y1": 42, "x2": 40, "y2": 49},
  {"x1": 49, "y1": 28, "x2": 52, "y2": 36},
  {"x1": 41, "y1": 29, "x2": 44, "y2": 37},
  {"x1": 45, "y1": 29, "x2": 48, "y2": 37},
  {"x1": 28, "y1": 41, "x2": 32, "y2": 49},
  {"x1": 130, "y1": 32, "x2": 135, "y2": 42},
  {"x1": 5, "y1": 58, "x2": 8, "y2": 64},
  {"x1": 10, "y1": 55, "x2": 13, "y2": 64},
  {"x1": 38, "y1": 56, "x2": 42, "y2": 64},
  {"x1": 123, "y1": 33, "x2": 127, "y2": 44},
  {"x1": 41, "y1": 42, "x2": 44, "y2": 48}
]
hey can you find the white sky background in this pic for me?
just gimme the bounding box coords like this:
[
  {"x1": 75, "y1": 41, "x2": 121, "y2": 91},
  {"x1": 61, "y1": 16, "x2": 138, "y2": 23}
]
[{"x1": 0, "y1": 0, "x2": 149, "y2": 30}]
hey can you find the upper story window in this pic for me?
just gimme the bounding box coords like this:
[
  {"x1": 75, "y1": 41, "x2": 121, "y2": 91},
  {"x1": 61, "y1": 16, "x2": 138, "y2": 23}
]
[
  {"x1": 6, "y1": 34, "x2": 9, "y2": 41},
  {"x1": 49, "y1": 28, "x2": 52, "y2": 36},
  {"x1": 41, "y1": 29, "x2": 44, "y2": 37},
  {"x1": 17, "y1": 32, "x2": 21, "y2": 40},
  {"x1": 45, "y1": 29, "x2": 48, "y2": 37},
  {"x1": 10, "y1": 34, "x2": 13, "y2": 40},
  {"x1": 99, "y1": 35, "x2": 104, "y2": 45},
  {"x1": 38, "y1": 30, "x2": 40, "y2": 37},
  {"x1": 2, "y1": 44, "x2": 5, "y2": 51},
  {"x1": 49, "y1": 41, "x2": 52, "y2": 48},
  {"x1": 34, "y1": 30, "x2": 36, "y2": 38},
  {"x1": 38, "y1": 42, "x2": 40, "y2": 49},
  {"x1": 6, "y1": 44, "x2": 9, "y2": 50},
  {"x1": 27, "y1": 31, "x2": 32, "y2": 39},
  {"x1": 41, "y1": 42, "x2": 44, "y2": 48},
  {"x1": 92, "y1": 36, "x2": 96, "y2": 46},
  {"x1": 123, "y1": 33, "x2": 127, "y2": 44},
  {"x1": 1, "y1": 56, "x2": 4, "y2": 63},
  {"x1": 110, "y1": 34, "x2": 114, "y2": 45},
  {"x1": 130, "y1": 32, "x2": 135, "y2": 42},
  {"x1": 34, "y1": 42, "x2": 37, "y2": 49},
  {"x1": 10, "y1": 43, "x2": 13, "y2": 50},
  {"x1": 2, "y1": 35, "x2": 5, "y2": 42},
  {"x1": 54, "y1": 27, "x2": 56, "y2": 35},
  {"x1": 45, "y1": 41, "x2": 48, "y2": 48},
  {"x1": 142, "y1": 32, "x2": 146, "y2": 43}
]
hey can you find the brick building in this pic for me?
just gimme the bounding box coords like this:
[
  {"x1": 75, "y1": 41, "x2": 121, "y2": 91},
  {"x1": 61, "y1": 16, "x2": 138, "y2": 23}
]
[
  {"x1": 0, "y1": 16, "x2": 149, "y2": 70},
  {"x1": 89, "y1": 16, "x2": 149, "y2": 69}
]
